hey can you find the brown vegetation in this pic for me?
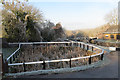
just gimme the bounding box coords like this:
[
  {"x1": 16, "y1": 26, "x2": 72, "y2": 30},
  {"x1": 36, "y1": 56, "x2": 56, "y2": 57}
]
[{"x1": 9, "y1": 45, "x2": 102, "y2": 73}]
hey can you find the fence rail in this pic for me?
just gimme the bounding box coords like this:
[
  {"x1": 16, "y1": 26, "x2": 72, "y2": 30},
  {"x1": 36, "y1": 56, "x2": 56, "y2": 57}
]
[
  {"x1": 5, "y1": 41, "x2": 104, "y2": 73},
  {"x1": 7, "y1": 44, "x2": 21, "y2": 61}
]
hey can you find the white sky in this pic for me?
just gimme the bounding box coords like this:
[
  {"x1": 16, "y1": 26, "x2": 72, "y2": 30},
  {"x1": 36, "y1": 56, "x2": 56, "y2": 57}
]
[
  {"x1": 29, "y1": 0, "x2": 119, "y2": 2},
  {"x1": 1, "y1": 0, "x2": 120, "y2": 30},
  {"x1": 29, "y1": 0, "x2": 119, "y2": 30}
]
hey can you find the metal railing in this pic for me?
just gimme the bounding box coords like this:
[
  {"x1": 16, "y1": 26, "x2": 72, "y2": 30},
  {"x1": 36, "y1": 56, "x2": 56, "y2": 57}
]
[{"x1": 5, "y1": 41, "x2": 104, "y2": 73}]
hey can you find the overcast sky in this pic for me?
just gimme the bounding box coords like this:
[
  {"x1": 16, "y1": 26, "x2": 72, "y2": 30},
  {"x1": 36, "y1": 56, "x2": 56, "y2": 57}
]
[{"x1": 28, "y1": 0, "x2": 119, "y2": 30}]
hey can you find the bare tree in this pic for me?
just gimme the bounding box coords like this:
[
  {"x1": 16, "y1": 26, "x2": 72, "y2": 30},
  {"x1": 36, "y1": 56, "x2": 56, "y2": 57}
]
[
  {"x1": 105, "y1": 8, "x2": 118, "y2": 25},
  {"x1": 118, "y1": 1, "x2": 120, "y2": 25}
]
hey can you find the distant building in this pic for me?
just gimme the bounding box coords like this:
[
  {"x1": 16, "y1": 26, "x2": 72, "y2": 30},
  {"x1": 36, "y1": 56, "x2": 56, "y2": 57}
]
[
  {"x1": 103, "y1": 2, "x2": 120, "y2": 40},
  {"x1": 103, "y1": 25, "x2": 120, "y2": 40},
  {"x1": 103, "y1": 32, "x2": 120, "y2": 40}
]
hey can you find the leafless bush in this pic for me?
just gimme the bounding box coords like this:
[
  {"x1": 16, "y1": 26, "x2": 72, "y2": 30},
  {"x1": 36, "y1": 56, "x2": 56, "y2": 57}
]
[{"x1": 10, "y1": 45, "x2": 102, "y2": 73}]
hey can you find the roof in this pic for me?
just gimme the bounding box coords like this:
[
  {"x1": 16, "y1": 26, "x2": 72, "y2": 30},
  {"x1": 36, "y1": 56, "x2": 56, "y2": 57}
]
[
  {"x1": 103, "y1": 25, "x2": 120, "y2": 34},
  {"x1": 103, "y1": 32, "x2": 120, "y2": 34}
]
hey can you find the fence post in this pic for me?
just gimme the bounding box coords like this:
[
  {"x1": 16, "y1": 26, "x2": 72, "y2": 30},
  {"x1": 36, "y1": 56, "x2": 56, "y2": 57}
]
[
  {"x1": 83, "y1": 44, "x2": 85, "y2": 50},
  {"x1": 69, "y1": 58, "x2": 72, "y2": 68},
  {"x1": 72, "y1": 42, "x2": 73, "y2": 47},
  {"x1": 4, "y1": 59, "x2": 9, "y2": 73},
  {"x1": 101, "y1": 53, "x2": 104, "y2": 60},
  {"x1": 77, "y1": 43, "x2": 79, "y2": 47},
  {"x1": 10, "y1": 57, "x2": 12, "y2": 64},
  {"x1": 76, "y1": 43, "x2": 78, "y2": 46},
  {"x1": 13, "y1": 55, "x2": 15, "y2": 61},
  {"x1": 16, "y1": 52, "x2": 18, "y2": 59},
  {"x1": 18, "y1": 44, "x2": 21, "y2": 56},
  {"x1": 68, "y1": 43, "x2": 70, "y2": 47},
  {"x1": 0, "y1": 53, "x2": 4, "y2": 78},
  {"x1": 32, "y1": 44, "x2": 34, "y2": 54},
  {"x1": 82, "y1": 44, "x2": 83, "y2": 49},
  {"x1": 89, "y1": 56, "x2": 91, "y2": 64},
  {"x1": 43, "y1": 60, "x2": 46, "y2": 70},
  {"x1": 23, "y1": 62, "x2": 26, "y2": 72},
  {"x1": 87, "y1": 45, "x2": 89, "y2": 50},
  {"x1": 92, "y1": 46, "x2": 94, "y2": 52},
  {"x1": 15, "y1": 53, "x2": 17, "y2": 59},
  {"x1": 66, "y1": 43, "x2": 68, "y2": 46}
]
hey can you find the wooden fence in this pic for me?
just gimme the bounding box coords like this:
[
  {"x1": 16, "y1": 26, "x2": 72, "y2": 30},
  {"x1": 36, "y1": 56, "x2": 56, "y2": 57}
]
[{"x1": 2, "y1": 41, "x2": 104, "y2": 73}]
